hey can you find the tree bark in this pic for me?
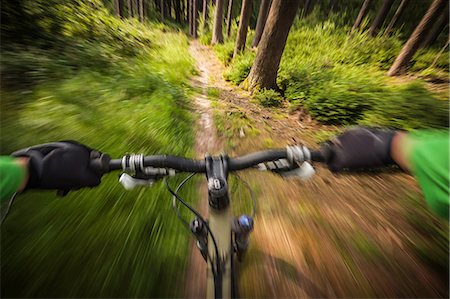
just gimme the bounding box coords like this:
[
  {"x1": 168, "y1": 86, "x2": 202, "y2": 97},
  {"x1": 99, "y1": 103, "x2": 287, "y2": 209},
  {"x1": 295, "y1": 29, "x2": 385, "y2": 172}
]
[
  {"x1": 388, "y1": 0, "x2": 448, "y2": 76},
  {"x1": 251, "y1": 0, "x2": 272, "y2": 48},
  {"x1": 203, "y1": 0, "x2": 208, "y2": 23},
  {"x1": 247, "y1": 0, "x2": 301, "y2": 90},
  {"x1": 369, "y1": 0, "x2": 395, "y2": 36},
  {"x1": 192, "y1": 0, "x2": 198, "y2": 38},
  {"x1": 139, "y1": 0, "x2": 145, "y2": 22},
  {"x1": 233, "y1": 0, "x2": 253, "y2": 57},
  {"x1": 420, "y1": 7, "x2": 449, "y2": 48},
  {"x1": 226, "y1": 0, "x2": 234, "y2": 38},
  {"x1": 128, "y1": 0, "x2": 134, "y2": 17},
  {"x1": 114, "y1": 0, "x2": 124, "y2": 17},
  {"x1": 384, "y1": 0, "x2": 409, "y2": 34},
  {"x1": 189, "y1": 0, "x2": 193, "y2": 35},
  {"x1": 212, "y1": 0, "x2": 225, "y2": 44},
  {"x1": 175, "y1": 0, "x2": 182, "y2": 22},
  {"x1": 352, "y1": 0, "x2": 371, "y2": 31}
]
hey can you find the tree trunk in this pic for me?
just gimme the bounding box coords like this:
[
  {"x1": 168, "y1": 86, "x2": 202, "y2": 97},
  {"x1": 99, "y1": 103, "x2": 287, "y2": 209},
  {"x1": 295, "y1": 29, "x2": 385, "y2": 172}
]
[
  {"x1": 189, "y1": 0, "x2": 193, "y2": 35},
  {"x1": 352, "y1": 0, "x2": 371, "y2": 31},
  {"x1": 233, "y1": 0, "x2": 253, "y2": 57},
  {"x1": 192, "y1": 0, "x2": 198, "y2": 38},
  {"x1": 420, "y1": 7, "x2": 449, "y2": 48},
  {"x1": 138, "y1": 0, "x2": 144, "y2": 22},
  {"x1": 369, "y1": 0, "x2": 395, "y2": 36},
  {"x1": 175, "y1": 0, "x2": 182, "y2": 22},
  {"x1": 168, "y1": 0, "x2": 173, "y2": 18},
  {"x1": 388, "y1": 0, "x2": 448, "y2": 76},
  {"x1": 160, "y1": 0, "x2": 165, "y2": 19},
  {"x1": 226, "y1": 0, "x2": 234, "y2": 37},
  {"x1": 251, "y1": 0, "x2": 272, "y2": 48},
  {"x1": 128, "y1": 0, "x2": 134, "y2": 17},
  {"x1": 384, "y1": 0, "x2": 409, "y2": 34},
  {"x1": 212, "y1": 0, "x2": 225, "y2": 44},
  {"x1": 203, "y1": 0, "x2": 208, "y2": 23},
  {"x1": 247, "y1": 0, "x2": 301, "y2": 90},
  {"x1": 114, "y1": 0, "x2": 124, "y2": 17}
]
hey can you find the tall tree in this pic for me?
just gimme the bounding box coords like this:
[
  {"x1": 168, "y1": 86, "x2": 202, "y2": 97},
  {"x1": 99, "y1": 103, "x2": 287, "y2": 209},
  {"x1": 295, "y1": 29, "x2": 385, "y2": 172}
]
[
  {"x1": 251, "y1": 0, "x2": 272, "y2": 48},
  {"x1": 167, "y1": 0, "x2": 172, "y2": 18},
  {"x1": 192, "y1": 0, "x2": 198, "y2": 38},
  {"x1": 189, "y1": 0, "x2": 193, "y2": 35},
  {"x1": 175, "y1": 0, "x2": 182, "y2": 22},
  {"x1": 226, "y1": 0, "x2": 234, "y2": 37},
  {"x1": 352, "y1": 0, "x2": 372, "y2": 31},
  {"x1": 212, "y1": 0, "x2": 225, "y2": 44},
  {"x1": 139, "y1": 0, "x2": 144, "y2": 22},
  {"x1": 128, "y1": 0, "x2": 134, "y2": 17},
  {"x1": 369, "y1": 0, "x2": 395, "y2": 36},
  {"x1": 160, "y1": 0, "x2": 165, "y2": 19},
  {"x1": 114, "y1": 0, "x2": 124, "y2": 17},
  {"x1": 187, "y1": 0, "x2": 191, "y2": 26},
  {"x1": 233, "y1": 0, "x2": 252, "y2": 57},
  {"x1": 420, "y1": 8, "x2": 449, "y2": 48},
  {"x1": 384, "y1": 0, "x2": 409, "y2": 34},
  {"x1": 247, "y1": 0, "x2": 301, "y2": 90},
  {"x1": 388, "y1": 0, "x2": 448, "y2": 76},
  {"x1": 203, "y1": 0, "x2": 208, "y2": 23}
]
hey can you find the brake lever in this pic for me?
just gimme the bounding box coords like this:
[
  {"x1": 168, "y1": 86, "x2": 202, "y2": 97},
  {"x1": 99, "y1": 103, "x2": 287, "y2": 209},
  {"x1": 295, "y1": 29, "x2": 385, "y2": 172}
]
[
  {"x1": 119, "y1": 173, "x2": 155, "y2": 190},
  {"x1": 279, "y1": 162, "x2": 315, "y2": 180}
]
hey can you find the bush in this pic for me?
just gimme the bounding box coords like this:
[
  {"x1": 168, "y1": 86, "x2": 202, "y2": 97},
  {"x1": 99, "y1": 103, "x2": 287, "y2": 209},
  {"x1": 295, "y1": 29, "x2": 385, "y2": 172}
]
[
  {"x1": 223, "y1": 51, "x2": 255, "y2": 84},
  {"x1": 254, "y1": 88, "x2": 283, "y2": 107},
  {"x1": 362, "y1": 82, "x2": 449, "y2": 129},
  {"x1": 214, "y1": 41, "x2": 235, "y2": 65}
]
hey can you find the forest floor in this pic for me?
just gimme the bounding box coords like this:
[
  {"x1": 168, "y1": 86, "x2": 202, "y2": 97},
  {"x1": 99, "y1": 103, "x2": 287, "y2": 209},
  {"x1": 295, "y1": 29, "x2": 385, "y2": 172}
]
[{"x1": 185, "y1": 40, "x2": 449, "y2": 298}]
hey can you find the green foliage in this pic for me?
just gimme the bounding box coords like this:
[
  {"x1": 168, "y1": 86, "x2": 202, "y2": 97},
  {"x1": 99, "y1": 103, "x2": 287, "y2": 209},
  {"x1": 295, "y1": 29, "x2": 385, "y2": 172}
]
[
  {"x1": 223, "y1": 51, "x2": 255, "y2": 84},
  {"x1": 254, "y1": 88, "x2": 283, "y2": 107},
  {"x1": 362, "y1": 82, "x2": 449, "y2": 130},
  {"x1": 220, "y1": 18, "x2": 448, "y2": 129},
  {"x1": 214, "y1": 41, "x2": 235, "y2": 65},
  {"x1": 1, "y1": 1, "x2": 197, "y2": 297}
]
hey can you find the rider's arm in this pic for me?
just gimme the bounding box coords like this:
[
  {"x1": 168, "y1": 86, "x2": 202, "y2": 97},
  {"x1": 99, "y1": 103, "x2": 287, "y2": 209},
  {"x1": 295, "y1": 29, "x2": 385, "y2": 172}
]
[
  {"x1": 392, "y1": 131, "x2": 449, "y2": 219},
  {"x1": 325, "y1": 128, "x2": 449, "y2": 219},
  {"x1": 0, "y1": 156, "x2": 29, "y2": 202}
]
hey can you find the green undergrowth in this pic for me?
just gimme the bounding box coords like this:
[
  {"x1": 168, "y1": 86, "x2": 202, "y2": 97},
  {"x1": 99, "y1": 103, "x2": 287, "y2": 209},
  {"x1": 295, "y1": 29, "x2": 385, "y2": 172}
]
[
  {"x1": 1, "y1": 1, "x2": 197, "y2": 298},
  {"x1": 212, "y1": 19, "x2": 449, "y2": 129}
]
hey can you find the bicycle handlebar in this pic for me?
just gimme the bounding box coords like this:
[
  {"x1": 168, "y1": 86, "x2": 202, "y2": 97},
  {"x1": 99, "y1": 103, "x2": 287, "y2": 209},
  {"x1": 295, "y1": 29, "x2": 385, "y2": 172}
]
[{"x1": 93, "y1": 146, "x2": 326, "y2": 175}]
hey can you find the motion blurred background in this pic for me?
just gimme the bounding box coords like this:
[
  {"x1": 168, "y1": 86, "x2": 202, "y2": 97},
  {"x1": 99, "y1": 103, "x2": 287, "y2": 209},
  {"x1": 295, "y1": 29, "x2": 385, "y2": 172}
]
[{"x1": 1, "y1": 0, "x2": 448, "y2": 298}]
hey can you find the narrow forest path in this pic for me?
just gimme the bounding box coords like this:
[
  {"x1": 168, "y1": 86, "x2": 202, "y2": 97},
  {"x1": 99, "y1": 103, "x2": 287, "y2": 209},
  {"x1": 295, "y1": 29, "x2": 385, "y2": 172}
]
[{"x1": 185, "y1": 40, "x2": 448, "y2": 298}]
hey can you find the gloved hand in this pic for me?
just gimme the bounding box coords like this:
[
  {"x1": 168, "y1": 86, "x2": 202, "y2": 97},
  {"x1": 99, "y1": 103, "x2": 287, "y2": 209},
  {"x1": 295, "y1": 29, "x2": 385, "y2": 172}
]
[
  {"x1": 321, "y1": 127, "x2": 398, "y2": 172},
  {"x1": 11, "y1": 141, "x2": 108, "y2": 193}
]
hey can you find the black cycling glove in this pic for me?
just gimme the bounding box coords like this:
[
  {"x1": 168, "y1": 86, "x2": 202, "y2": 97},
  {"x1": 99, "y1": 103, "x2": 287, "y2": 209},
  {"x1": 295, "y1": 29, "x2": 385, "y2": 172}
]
[
  {"x1": 321, "y1": 127, "x2": 397, "y2": 172},
  {"x1": 11, "y1": 141, "x2": 108, "y2": 193}
]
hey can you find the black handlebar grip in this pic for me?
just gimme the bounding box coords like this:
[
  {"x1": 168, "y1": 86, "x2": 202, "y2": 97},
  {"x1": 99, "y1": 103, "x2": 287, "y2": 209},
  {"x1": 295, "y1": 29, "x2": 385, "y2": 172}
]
[{"x1": 89, "y1": 152, "x2": 112, "y2": 174}]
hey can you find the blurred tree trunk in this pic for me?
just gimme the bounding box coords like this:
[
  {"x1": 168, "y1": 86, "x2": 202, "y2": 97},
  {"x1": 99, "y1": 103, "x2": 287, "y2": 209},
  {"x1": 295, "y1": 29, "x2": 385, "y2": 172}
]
[
  {"x1": 251, "y1": 0, "x2": 272, "y2": 48},
  {"x1": 352, "y1": 0, "x2": 371, "y2": 31},
  {"x1": 301, "y1": 0, "x2": 314, "y2": 18},
  {"x1": 175, "y1": 0, "x2": 182, "y2": 22},
  {"x1": 212, "y1": 0, "x2": 225, "y2": 44},
  {"x1": 187, "y1": 0, "x2": 191, "y2": 26},
  {"x1": 247, "y1": 0, "x2": 301, "y2": 90},
  {"x1": 369, "y1": 0, "x2": 395, "y2": 36},
  {"x1": 420, "y1": 7, "x2": 449, "y2": 48},
  {"x1": 189, "y1": 0, "x2": 193, "y2": 35},
  {"x1": 233, "y1": 0, "x2": 252, "y2": 57},
  {"x1": 160, "y1": 0, "x2": 165, "y2": 19},
  {"x1": 128, "y1": 0, "x2": 134, "y2": 17},
  {"x1": 168, "y1": 0, "x2": 173, "y2": 18},
  {"x1": 114, "y1": 0, "x2": 124, "y2": 17},
  {"x1": 384, "y1": 0, "x2": 409, "y2": 34},
  {"x1": 192, "y1": 0, "x2": 198, "y2": 37},
  {"x1": 203, "y1": 0, "x2": 208, "y2": 23},
  {"x1": 138, "y1": 0, "x2": 144, "y2": 22},
  {"x1": 388, "y1": 0, "x2": 448, "y2": 76},
  {"x1": 226, "y1": 0, "x2": 234, "y2": 37}
]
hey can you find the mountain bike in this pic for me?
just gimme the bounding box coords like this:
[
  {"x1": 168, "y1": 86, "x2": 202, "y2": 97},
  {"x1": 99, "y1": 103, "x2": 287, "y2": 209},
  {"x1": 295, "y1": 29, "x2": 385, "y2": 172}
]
[{"x1": 90, "y1": 145, "x2": 325, "y2": 299}]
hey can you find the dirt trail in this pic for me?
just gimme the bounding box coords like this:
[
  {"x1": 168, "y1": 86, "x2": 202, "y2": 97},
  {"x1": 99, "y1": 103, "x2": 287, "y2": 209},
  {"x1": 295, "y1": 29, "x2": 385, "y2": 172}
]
[{"x1": 186, "y1": 40, "x2": 448, "y2": 298}]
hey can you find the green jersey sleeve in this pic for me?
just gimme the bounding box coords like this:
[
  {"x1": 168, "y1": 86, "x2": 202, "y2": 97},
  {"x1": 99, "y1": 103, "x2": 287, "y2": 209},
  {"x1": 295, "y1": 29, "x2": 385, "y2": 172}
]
[
  {"x1": 407, "y1": 131, "x2": 449, "y2": 219},
  {"x1": 0, "y1": 156, "x2": 27, "y2": 202}
]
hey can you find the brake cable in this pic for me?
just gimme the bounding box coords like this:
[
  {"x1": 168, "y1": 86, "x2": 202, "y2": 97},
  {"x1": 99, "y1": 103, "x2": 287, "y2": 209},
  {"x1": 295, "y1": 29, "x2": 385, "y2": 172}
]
[
  {"x1": 234, "y1": 173, "x2": 257, "y2": 218},
  {"x1": 0, "y1": 193, "x2": 17, "y2": 225},
  {"x1": 164, "y1": 176, "x2": 220, "y2": 279}
]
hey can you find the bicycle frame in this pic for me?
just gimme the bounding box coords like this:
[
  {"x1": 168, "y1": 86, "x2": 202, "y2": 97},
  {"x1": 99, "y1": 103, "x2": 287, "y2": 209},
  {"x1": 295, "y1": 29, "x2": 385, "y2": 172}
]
[{"x1": 205, "y1": 155, "x2": 237, "y2": 299}]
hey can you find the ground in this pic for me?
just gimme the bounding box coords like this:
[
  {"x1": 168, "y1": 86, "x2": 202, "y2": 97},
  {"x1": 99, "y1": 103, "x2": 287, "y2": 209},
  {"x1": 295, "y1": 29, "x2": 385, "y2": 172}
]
[{"x1": 185, "y1": 40, "x2": 449, "y2": 298}]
